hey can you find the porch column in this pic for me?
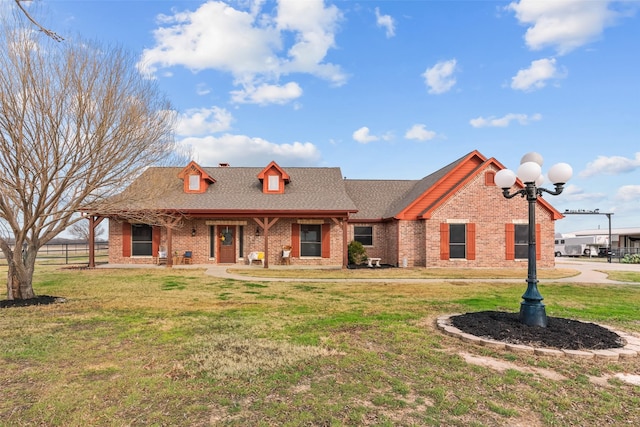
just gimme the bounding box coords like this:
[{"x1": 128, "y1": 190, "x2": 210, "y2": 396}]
[
  {"x1": 166, "y1": 227, "x2": 174, "y2": 268},
  {"x1": 342, "y1": 218, "x2": 348, "y2": 269},
  {"x1": 254, "y1": 217, "x2": 280, "y2": 268}
]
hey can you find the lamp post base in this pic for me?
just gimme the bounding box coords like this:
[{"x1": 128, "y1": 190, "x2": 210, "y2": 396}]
[{"x1": 519, "y1": 303, "x2": 548, "y2": 327}]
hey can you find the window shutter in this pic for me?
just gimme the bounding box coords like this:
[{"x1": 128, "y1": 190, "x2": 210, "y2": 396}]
[
  {"x1": 439, "y1": 223, "x2": 449, "y2": 260},
  {"x1": 152, "y1": 226, "x2": 161, "y2": 257},
  {"x1": 321, "y1": 224, "x2": 331, "y2": 258},
  {"x1": 485, "y1": 171, "x2": 496, "y2": 186},
  {"x1": 467, "y1": 223, "x2": 476, "y2": 260},
  {"x1": 536, "y1": 224, "x2": 541, "y2": 261},
  {"x1": 122, "y1": 222, "x2": 131, "y2": 257},
  {"x1": 505, "y1": 223, "x2": 515, "y2": 260},
  {"x1": 291, "y1": 224, "x2": 300, "y2": 257}
]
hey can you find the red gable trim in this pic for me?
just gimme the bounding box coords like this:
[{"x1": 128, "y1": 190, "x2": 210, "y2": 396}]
[
  {"x1": 177, "y1": 160, "x2": 215, "y2": 194},
  {"x1": 402, "y1": 153, "x2": 564, "y2": 221},
  {"x1": 257, "y1": 160, "x2": 290, "y2": 194},
  {"x1": 257, "y1": 161, "x2": 290, "y2": 182},
  {"x1": 397, "y1": 150, "x2": 487, "y2": 220},
  {"x1": 177, "y1": 160, "x2": 215, "y2": 182}
]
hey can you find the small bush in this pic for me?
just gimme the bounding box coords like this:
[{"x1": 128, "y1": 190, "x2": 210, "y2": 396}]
[
  {"x1": 621, "y1": 254, "x2": 640, "y2": 264},
  {"x1": 348, "y1": 240, "x2": 368, "y2": 265}
]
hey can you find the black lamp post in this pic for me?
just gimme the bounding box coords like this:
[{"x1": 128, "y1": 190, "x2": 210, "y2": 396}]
[{"x1": 495, "y1": 152, "x2": 573, "y2": 327}]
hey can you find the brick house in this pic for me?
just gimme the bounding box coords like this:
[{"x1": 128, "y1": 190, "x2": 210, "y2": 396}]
[{"x1": 90, "y1": 150, "x2": 563, "y2": 268}]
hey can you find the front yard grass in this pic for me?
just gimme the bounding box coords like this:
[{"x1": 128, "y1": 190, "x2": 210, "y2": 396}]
[{"x1": 0, "y1": 266, "x2": 639, "y2": 426}]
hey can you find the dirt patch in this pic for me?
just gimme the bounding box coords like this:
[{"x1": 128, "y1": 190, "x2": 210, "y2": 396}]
[
  {"x1": 451, "y1": 311, "x2": 625, "y2": 350},
  {"x1": 0, "y1": 295, "x2": 66, "y2": 308},
  {"x1": 459, "y1": 352, "x2": 567, "y2": 380}
]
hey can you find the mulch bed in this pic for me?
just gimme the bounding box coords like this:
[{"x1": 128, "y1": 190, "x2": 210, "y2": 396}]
[
  {"x1": 451, "y1": 311, "x2": 626, "y2": 350},
  {"x1": 0, "y1": 295, "x2": 66, "y2": 308}
]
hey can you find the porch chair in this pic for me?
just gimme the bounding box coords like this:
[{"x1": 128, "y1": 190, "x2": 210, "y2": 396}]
[
  {"x1": 281, "y1": 245, "x2": 292, "y2": 265},
  {"x1": 183, "y1": 251, "x2": 193, "y2": 265},
  {"x1": 154, "y1": 249, "x2": 168, "y2": 265}
]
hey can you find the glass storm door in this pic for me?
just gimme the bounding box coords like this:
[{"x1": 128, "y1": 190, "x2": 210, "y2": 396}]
[{"x1": 218, "y1": 225, "x2": 236, "y2": 263}]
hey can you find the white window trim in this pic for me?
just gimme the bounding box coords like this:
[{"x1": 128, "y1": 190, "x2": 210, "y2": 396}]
[
  {"x1": 267, "y1": 175, "x2": 279, "y2": 191},
  {"x1": 188, "y1": 174, "x2": 200, "y2": 191}
]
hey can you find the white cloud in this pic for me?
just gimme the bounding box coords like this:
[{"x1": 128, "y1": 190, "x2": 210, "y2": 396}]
[
  {"x1": 137, "y1": 0, "x2": 345, "y2": 105},
  {"x1": 511, "y1": 58, "x2": 566, "y2": 91},
  {"x1": 422, "y1": 59, "x2": 458, "y2": 94},
  {"x1": 561, "y1": 184, "x2": 607, "y2": 202},
  {"x1": 275, "y1": 0, "x2": 346, "y2": 84},
  {"x1": 469, "y1": 113, "x2": 542, "y2": 128},
  {"x1": 179, "y1": 133, "x2": 321, "y2": 166},
  {"x1": 507, "y1": 0, "x2": 621, "y2": 54},
  {"x1": 352, "y1": 126, "x2": 379, "y2": 144},
  {"x1": 230, "y1": 82, "x2": 303, "y2": 105},
  {"x1": 375, "y1": 7, "x2": 396, "y2": 38},
  {"x1": 405, "y1": 124, "x2": 436, "y2": 141},
  {"x1": 580, "y1": 152, "x2": 640, "y2": 177},
  {"x1": 195, "y1": 83, "x2": 211, "y2": 96},
  {"x1": 175, "y1": 106, "x2": 233, "y2": 136},
  {"x1": 615, "y1": 185, "x2": 640, "y2": 202}
]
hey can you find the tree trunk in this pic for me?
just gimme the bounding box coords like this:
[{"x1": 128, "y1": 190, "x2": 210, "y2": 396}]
[{"x1": 4, "y1": 248, "x2": 36, "y2": 300}]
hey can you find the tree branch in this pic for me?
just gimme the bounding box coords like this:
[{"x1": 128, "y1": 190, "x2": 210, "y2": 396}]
[{"x1": 14, "y1": 0, "x2": 64, "y2": 42}]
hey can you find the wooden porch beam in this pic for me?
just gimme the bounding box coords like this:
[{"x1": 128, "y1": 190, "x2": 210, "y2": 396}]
[{"x1": 253, "y1": 217, "x2": 280, "y2": 268}]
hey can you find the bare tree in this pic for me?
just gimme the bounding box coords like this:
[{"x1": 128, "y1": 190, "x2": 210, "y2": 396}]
[
  {"x1": 0, "y1": 15, "x2": 177, "y2": 299},
  {"x1": 68, "y1": 220, "x2": 105, "y2": 242}
]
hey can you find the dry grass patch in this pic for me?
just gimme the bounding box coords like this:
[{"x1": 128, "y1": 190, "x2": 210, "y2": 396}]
[{"x1": 189, "y1": 334, "x2": 342, "y2": 379}]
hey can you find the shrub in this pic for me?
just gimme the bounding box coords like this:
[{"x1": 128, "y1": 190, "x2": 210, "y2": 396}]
[
  {"x1": 348, "y1": 241, "x2": 368, "y2": 265},
  {"x1": 621, "y1": 254, "x2": 640, "y2": 264}
]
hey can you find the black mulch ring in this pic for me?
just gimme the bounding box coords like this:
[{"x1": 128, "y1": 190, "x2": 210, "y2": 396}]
[
  {"x1": 0, "y1": 295, "x2": 67, "y2": 309},
  {"x1": 451, "y1": 311, "x2": 626, "y2": 350}
]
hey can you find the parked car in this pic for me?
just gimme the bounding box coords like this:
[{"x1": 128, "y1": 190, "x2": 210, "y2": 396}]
[{"x1": 598, "y1": 247, "x2": 616, "y2": 257}]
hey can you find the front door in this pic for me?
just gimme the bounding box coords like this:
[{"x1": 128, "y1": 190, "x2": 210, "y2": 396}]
[{"x1": 218, "y1": 225, "x2": 236, "y2": 263}]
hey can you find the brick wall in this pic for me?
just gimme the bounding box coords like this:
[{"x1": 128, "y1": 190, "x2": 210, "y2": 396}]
[
  {"x1": 109, "y1": 164, "x2": 558, "y2": 269},
  {"x1": 109, "y1": 217, "x2": 346, "y2": 267},
  {"x1": 347, "y1": 222, "x2": 397, "y2": 265},
  {"x1": 426, "y1": 166, "x2": 556, "y2": 268}
]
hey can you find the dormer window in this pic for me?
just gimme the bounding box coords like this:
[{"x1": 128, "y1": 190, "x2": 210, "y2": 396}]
[
  {"x1": 257, "y1": 161, "x2": 290, "y2": 194},
  {"x1": 188, "y1": 174, "x2": 200, "y2": 191},
  {"x1": 268, "y1": 175, "x2": 279, "y2": 191},
  {"x1": 178, "y1": 161, "x2": 215, "y2": 194}
]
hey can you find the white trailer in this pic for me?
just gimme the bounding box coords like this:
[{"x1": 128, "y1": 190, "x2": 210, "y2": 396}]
[{"x1": 554, "y1": 236, "x2": 608, "y2": 257}]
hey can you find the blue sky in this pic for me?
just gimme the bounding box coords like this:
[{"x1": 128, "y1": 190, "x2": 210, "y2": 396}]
[{"x1": 15, "y1": 1, "x2": 640, "y2": 233}]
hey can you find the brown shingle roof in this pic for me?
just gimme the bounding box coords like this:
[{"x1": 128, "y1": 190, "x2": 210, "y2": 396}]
[
  {"x1": 115, "y1": 166, "x2": 358, "y2": 213},
  {"x1": 99, "y1": 151, "x2": 494, "y2": 221},
  {"x1": 344, "y1": 180, "x2": 416, "y2": 220},
  {"x1": 344, "y1": 153, "x2": 469, "y2": 220}
]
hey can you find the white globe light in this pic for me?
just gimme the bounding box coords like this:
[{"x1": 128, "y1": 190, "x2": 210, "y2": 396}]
[
  {"x1": 548, "y1": 162, "x2": 573, "y2": 184},
  {"x1": 517, "y1": 161, "x2": 542, "y2": 183},
  {"x1": 535, "y1": 174, "x2": 544, "y2": 187},
  {"x1": 520, "y1": 152, "x2": 544, "y2": 166},
  {"x1": 495, "y1": 169, "x2": 517, "y2": 188}
]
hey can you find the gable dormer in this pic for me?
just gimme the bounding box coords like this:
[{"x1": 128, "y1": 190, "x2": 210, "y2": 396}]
[
  {"x1": 177, "y1": 161, "x2": 215, "y2": 194},
  {"x1": 257, "y1": 161, "x2": 290, "y2": 194}
]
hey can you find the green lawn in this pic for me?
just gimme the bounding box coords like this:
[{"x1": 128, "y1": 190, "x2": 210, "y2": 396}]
[{"x1": 1, "y1": 266, "x2": 639, "y2": 426}]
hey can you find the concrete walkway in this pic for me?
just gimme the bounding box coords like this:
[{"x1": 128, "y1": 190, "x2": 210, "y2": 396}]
[
  {"x1": 554, "y1": 258, "x2": 640, "y2": 284},
  {"x1": 191, "y1": 258, "x2": 640, "y2": 285}
]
